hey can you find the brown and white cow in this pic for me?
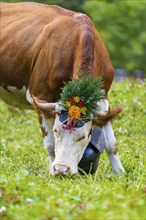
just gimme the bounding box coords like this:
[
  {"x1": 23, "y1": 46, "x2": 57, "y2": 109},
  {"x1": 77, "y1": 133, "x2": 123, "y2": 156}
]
[{"x1": 0, "y1": 2, "x2": 125, "y2": 175}]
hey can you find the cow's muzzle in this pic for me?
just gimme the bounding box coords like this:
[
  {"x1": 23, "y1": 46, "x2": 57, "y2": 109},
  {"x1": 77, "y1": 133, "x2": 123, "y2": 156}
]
[{"x1": 53, "y1": 164, "x2": 70, "y2": 176}]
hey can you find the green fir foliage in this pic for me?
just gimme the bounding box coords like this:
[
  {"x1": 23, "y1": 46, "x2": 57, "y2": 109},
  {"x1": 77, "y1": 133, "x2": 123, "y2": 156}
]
[{"x1": 60, "y1": 76, "x2": 105, "y2": 118}]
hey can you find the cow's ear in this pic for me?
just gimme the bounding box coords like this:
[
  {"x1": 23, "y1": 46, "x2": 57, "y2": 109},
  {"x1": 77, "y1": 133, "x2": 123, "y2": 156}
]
[
  {"x1": 92, "y1": 106, "x2": 123, "y2": 127},
  {"x1": 92, "y1": 118, "x2": 108, "y2": 127},
  {"x1": 32, "y1": 95, "x2": 56, "y2": 111}
]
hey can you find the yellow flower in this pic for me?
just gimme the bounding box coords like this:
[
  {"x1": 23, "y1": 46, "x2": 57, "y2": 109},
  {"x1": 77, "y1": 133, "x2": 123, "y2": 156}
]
[
  {"x1": 74, "y1": 96, "x2": 80, "y2": 103},
  {"x1": 68, "y1": 105, "x2": 81, "y2": 119},
  {"x1": 80, "y1": 107, "x2": 87, "y2": 115},
  {"x1": 65, "y1": 101, "x2": 71, "y2": 108}
]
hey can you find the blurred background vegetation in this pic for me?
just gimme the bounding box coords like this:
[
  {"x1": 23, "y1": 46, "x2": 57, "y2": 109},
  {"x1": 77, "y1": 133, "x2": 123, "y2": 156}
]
[{"x1": 2, "y1": 0, "x2": 146, "y2": 74}]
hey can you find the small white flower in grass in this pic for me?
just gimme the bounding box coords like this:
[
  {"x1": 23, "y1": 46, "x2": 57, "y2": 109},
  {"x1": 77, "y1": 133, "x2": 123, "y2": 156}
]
[
  {"x1": 28, "y1": 182, "x2": 35, "y2": 187},
  {"x1": 0, "y1": 206, "x2": 6, "y2": 213},
  {"x1": 21, "y1": 169, "x2": 29, "y2": 176},
  {"x1": 26, "y1": 198, "x2": 34, "y2": 203},
  {"x1": 116, "y1": 194, "x2": 124, "y2": 199}
]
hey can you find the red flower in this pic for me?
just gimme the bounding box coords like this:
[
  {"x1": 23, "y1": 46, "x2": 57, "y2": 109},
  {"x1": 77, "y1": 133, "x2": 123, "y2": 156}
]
[
  {"x1": 78, "y1": 99, "x2": 85, "y2": 106},
  {"x1": 69, "y1": 98, "x2": 75, "y2": 104}
]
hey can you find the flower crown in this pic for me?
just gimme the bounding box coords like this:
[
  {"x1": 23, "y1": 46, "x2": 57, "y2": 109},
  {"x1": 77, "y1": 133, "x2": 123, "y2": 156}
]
[{"x1": 59, "y1": 76, "x2": 104, "y2": 130}]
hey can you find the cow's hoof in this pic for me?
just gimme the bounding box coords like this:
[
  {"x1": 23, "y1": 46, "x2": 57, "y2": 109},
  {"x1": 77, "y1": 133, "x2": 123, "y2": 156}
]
[{"x1": 78, "y1": 142, "x2": 101, "y2": 175}]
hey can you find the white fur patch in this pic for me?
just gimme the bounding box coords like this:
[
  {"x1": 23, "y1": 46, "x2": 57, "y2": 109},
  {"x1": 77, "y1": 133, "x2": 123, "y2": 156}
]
[
  {"x1": 41, "y1": 116, "x2": 55, "y2": 174},
  {"x1": 99, "y1": 99, "x2": 125, "y2": 174},
  {"x1": 108, "y1": 153, "x2": 125, "y2": 175},
  {"x1": 26, "y1": 89, "x2": 32, "y2": 104},
  {"x1": 99, "y1": 99, "x2": 116, "y2": 150},
  {"x1": 74, "y1": 13, "x2": 86, "y2": 18},
  {"x1": 102, "y1": 122, "x2": 116, "y2": 150},
  {"x1": 98, "y1": 99, "x2": 109, "y2": 111},
  {"x1": 55, "y1": 102, "x2": 65, "y2": 114},
  {"x1": 41, "y1": 116, "x2": 55, "y2": 151}
]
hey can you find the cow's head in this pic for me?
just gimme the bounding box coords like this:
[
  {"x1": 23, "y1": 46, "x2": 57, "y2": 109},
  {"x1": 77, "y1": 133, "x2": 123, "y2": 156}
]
[
  {"x1": 33, "y1": 96, "x2": 122, "y2": 176},
  {"x1": 33, "y1": 76, "x2": 122, "y2": 175}
]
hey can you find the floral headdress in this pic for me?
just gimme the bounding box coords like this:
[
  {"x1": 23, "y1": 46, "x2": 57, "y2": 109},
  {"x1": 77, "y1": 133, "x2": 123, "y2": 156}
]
[{"x1": 59, "y1": 76, "x2": 104, "y2": 130}]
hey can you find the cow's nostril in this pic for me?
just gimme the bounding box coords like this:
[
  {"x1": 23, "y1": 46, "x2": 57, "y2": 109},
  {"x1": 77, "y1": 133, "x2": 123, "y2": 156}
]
[{"x1": 54, "y1": 165, "x2": 70, "y2": 175}]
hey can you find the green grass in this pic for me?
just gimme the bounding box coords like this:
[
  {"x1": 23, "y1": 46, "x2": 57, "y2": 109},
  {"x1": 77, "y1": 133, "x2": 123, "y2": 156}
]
[{"x1": 0, "y1": 81, "x2": 145, "y2": 220}]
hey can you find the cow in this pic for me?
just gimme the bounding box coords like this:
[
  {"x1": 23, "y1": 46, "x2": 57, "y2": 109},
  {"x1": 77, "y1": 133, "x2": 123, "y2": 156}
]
[{"x1": 0, "y1": 2, "x2": 125, "y2": 176}]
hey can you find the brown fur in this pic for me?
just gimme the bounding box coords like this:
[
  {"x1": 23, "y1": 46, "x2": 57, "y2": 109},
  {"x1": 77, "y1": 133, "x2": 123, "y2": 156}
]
[{"x1": 0, "y1": 2, "x2": 116, "y2": 126}]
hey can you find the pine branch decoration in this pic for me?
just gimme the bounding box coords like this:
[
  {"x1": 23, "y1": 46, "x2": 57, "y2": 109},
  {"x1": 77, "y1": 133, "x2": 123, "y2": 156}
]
[{"x1": 60, "y1": 76, "x2": 105, "y2": 119}]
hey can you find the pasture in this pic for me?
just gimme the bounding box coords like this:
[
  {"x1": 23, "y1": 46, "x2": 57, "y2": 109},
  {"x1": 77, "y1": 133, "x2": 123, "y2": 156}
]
[{"x1": 0, "y1": 81, "x2": 145, "y2": 220}]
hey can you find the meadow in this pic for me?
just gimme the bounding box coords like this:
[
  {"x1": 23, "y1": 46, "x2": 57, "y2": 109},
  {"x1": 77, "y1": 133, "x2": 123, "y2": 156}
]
[{"x1": 0, "y1": 81, "x2": 145, "y2": 220}]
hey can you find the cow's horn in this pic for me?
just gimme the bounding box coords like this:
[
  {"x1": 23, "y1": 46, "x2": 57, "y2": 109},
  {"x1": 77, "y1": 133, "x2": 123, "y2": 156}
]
[{"x1": 32, "y1": 95, "x2": 56, "y2": 111}]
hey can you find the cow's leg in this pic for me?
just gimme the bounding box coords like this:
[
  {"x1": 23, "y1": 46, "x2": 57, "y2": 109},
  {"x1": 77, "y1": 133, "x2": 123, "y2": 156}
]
[
  {"x1": 99, "y1": 100, "x2": 125, "y2": 175},
  {"x1": 102, "y1": 121, "x2": 125, "y2": 175},
  {"x1": 39, "y1": 114, "x2": 55, "y2": 174}
]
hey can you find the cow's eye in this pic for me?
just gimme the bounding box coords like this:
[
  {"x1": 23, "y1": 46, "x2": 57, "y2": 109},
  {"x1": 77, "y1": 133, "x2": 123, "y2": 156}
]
[
  {"x1": 76, "y1": 136, "x2": 85, "y2": 142},
  {"x1": 53, "y1": 129, "x2": 58, "y2": 135},
  {"x1": 53, "y1": 129, "x2": 60, "y2": 138},
  {"x1": 88, "y1": 129, "x2": 92, "y2": 137}
]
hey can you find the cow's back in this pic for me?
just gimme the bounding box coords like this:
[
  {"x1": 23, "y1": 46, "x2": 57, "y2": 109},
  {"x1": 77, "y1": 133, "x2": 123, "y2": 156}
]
[
  {"x1": 0, "y1": 2, "x2": 68, "y2": 89},
  {"x1": 0, "y1": 2, "x2": 114, "y2": 105}
]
